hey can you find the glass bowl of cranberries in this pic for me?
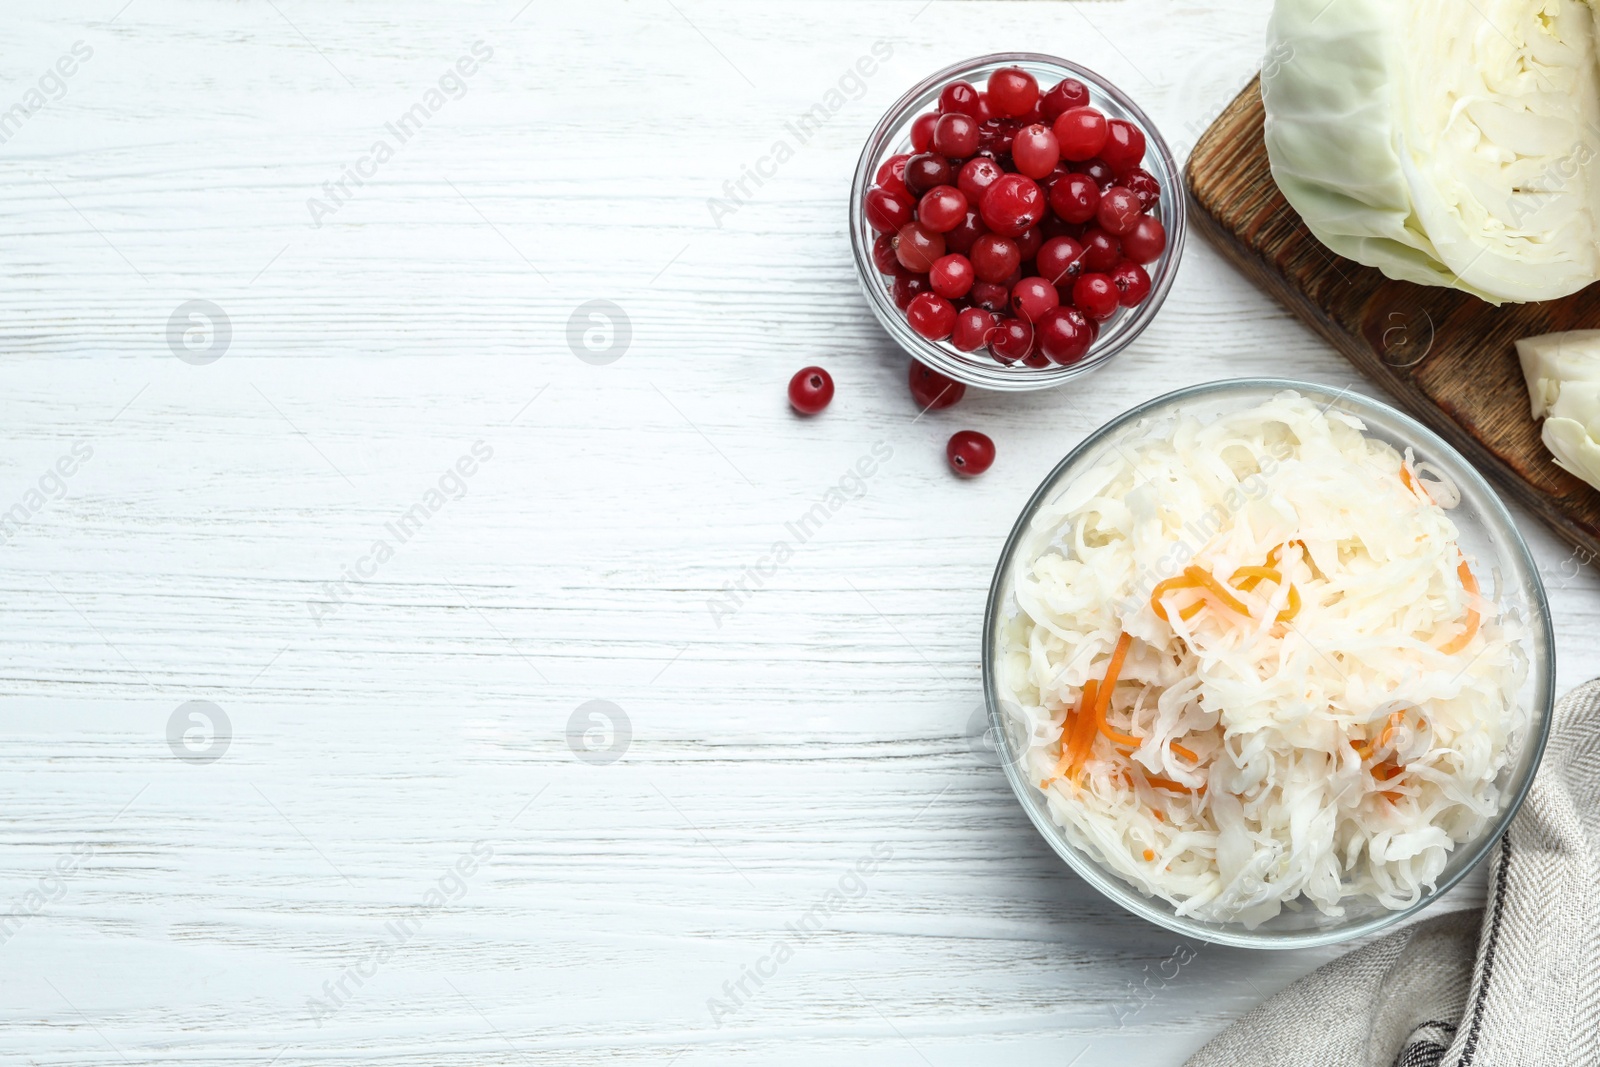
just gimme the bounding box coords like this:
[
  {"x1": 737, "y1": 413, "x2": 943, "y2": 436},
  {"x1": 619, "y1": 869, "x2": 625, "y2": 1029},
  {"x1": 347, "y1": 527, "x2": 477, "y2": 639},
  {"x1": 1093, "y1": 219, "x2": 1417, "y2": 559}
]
[{"x1": 852, "y1": 53, "x2": 1184, "y2": 391}]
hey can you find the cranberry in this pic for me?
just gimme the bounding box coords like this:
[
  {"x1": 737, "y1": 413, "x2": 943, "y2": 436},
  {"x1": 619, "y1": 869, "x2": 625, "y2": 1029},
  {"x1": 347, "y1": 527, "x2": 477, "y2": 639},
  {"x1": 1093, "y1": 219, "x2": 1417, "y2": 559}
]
[
  {"x1": 1048, "y1": 172, "x2": 1100, "y2": 224},
  {"x1": 944, "y1": 211, "x2": 988, "y2": 255},
  {"x1": 909, "y1": 360, "x2": 966, "y2": 409},
  {"x1": 872, "y1": 233, "x2": 900, "y2": 275},
  {"x1": 958, "y1": 157, "x2": 1006, "y2": 203},
  {"x1": 1014, "y1": 225, "x2": 1042, "y2": 263},
  {"x1": 947, "y1": 430, "x2": 995, "y2": 476},
  {"x1": 977, "y1": 119, "x2": 1016, "y2": 158},
  {"x1": 1101, "y1": 119, "x2": 1147, "y2": 176},
  {"x1": 969, "y1": 281, "x2": 1009, "y2": 312},
  {"x1": 1054, "y1": 107, "x2": 1108, "y2": 161},
  {"x1": 979, "y1": 174, "x2": 1045, "y2": 237},
  {"x1": 876, "y1": 154, "x2": 910, "y2": 199},
  {"x1": 1037, "y1": 306, "x2": 1093, "y2": 364},
  {"x1": 975, "y1": 91, "x2": 994, "y2": 122},
  {"x1": 1010, "y1": 276, "x2": 1060, "y2": 323},
  {"x1": 933, "y1": 113, "x2": 980, "y2": 158},
  {"x1": 969, "y1": 233, "x2": 1022, "y2": 283},
  {"x1": 905, "y1": 153, "x2": 954, "y2": 197},
  {"x1": 891, "y1": 272, "x2": 929, "y2": 310},
  {"x1": 895, "y1": 221, "x2": 946, "y2": 272},
  {"x1": 929, "y1": 253, "x2": 975, "y2": 299},
  {"x1": 1096, "y1": 186, "x2": 1143, "y2": 235},
  {"x1": 1081, "y1": 227, "x2": 1122, "y2": 271},
  {"x1": 911, "y1": 112, "x2": 938, "y2": 152},
  {"x1": 1022, "y1": 349, "x2": 1051, "y2": 368},
  {"x1": 988, "y1": 317, "x2": 1033, "y2": 364},
  {"x1": 918, "y1": 185, "x2": 968, "y2": 233},
  {"x1": 906, "y1": 292, "x2": 957, "y2": 341},
  {"x1": 1036, "y1": 236, "x2": 1087, "y2": 286},
  {"x1": 1075, "y1": 158, "x2": 1116, "y2": 189},
  {"x1": 1039, "y1": 213, "x2": 1082, "y2": 242},
  {"x1": 788, "y1": 367, "x2": 834, "y2": 415},
  {"x1": 951, "y1": 307, "x2": 998, "y2": 352},
  {"x1": 1127, "y1": 168, "x2": 1161, "y2": 211},
  {"x1": 1040, "y1": 78, "x2": 1090, "y2": 122},
  {"x1": 986, "y1": 67, "x2": 1039, "y2": 118},
  {"x1": 865, "y1": 187, "x2": 913, "y2": 234},
  {"x1": 939, "y1": 80, "x2": 983, "y2": 119},
  {"x1": 1110, "y1": 261, "x2": 1152, "y2": 306},
  {"x1": 1011, "y1": 124, "x2": 1060, "y2": 180},
  {"x1": 1072, "y1": 273, "x2": 1120, "y2": 321},
  {"x1": 1121, "y1": 215, "x2": 1166, "y2": 264}
]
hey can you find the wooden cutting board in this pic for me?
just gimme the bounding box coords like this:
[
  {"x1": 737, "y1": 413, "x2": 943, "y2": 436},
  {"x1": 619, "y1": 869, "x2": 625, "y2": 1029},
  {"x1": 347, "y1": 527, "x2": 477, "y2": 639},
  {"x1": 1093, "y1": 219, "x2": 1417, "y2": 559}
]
[{"x1": 1184, "y1": 76, "x2": 1600, "y2": 565}]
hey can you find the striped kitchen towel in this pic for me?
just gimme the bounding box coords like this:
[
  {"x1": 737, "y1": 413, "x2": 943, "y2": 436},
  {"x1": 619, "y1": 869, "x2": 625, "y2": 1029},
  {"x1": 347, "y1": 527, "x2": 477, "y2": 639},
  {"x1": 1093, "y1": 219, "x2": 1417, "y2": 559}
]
[{"x1": 1186, "y1": 678, "x2": 1600, "y2": 1067}]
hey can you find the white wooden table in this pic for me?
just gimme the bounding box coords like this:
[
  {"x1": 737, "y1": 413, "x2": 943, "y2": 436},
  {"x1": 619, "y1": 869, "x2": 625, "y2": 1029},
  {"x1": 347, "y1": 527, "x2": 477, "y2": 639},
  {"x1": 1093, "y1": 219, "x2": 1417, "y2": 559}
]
[{"x1": 3, "y1": 1, "x2": 1596, "y2": 1063}]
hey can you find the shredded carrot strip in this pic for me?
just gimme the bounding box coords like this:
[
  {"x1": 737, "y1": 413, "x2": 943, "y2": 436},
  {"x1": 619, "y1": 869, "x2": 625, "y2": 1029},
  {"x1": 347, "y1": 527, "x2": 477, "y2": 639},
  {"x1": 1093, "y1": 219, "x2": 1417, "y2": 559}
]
[
  {"x1": 1438, "y1": 559, "x2": 1481, "y2": 655},
  {"x1": 1184, "y1": 565, "x2": 1250, "y2": 616},
  {"x1": 1145, "y1": 775, "x2": 1205, "y2": 795},
  {"x1": 1177, "y1": 599, "x2": 1205, "y2": 621},
  {"x1": 1093, "y1": 633, "x2": 1134, "y2": 721},
  {"x1": 1377, "y1": 710, "x2": 1405, "y2": 749},
  {"x1": 1231, "y1": 565, "x2": 1281, "y2": 583},
  {"x1": 1400, "y1": 465, "x2": 1432, "y2": 503},
  {"x1": 1381, "y1": 790, "x2": 1404, "y2": 803},
  {"x1": 1276, "y1": 584, "x2": 1302, "y2": 623},
  {"x1": 1350, "y1": 737, "x2": 1374, "y2": 760},
  {"x1": 1170, "y1": 741, "x2": 1199, "y2": 762},
  {"x1": 1060, "y1": 680, "x2": 1099, "y2": 778},
  {"x1": 1372, "y1": 760, "x2": 1405, "y2": 782},
  {"x1": 1142, "y1": 849, "x2": 1156, "y2": 861},
  {"x1": 1100, "y1": 720, "x2": 1141, "y2": 747},
  {"x1": 1149, "y1": 809, "x2": 1163, "y2": 823},
  {"x1": 1150, "y1": 574, "x2": 1198, "y2": 622}
]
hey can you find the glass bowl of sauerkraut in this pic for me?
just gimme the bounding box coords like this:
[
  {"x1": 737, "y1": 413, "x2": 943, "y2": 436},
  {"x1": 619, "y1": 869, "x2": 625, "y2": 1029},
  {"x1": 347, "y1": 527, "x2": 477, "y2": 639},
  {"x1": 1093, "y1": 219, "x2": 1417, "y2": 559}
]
[{"x1": 983, "y1": 379, "x2": 1554, "y2": 948}]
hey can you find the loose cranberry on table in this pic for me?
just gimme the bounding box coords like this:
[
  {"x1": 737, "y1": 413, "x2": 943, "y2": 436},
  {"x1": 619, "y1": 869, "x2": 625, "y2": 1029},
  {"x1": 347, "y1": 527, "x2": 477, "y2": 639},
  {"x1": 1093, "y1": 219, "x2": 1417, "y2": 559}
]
[
  {"x1": 788, "y1": 367, "x2": 834, "y2": 415},
  {"x1": 947, "y1": 430, "x2": 996, "y2": 476},
  {"x1": 951, "y1": 307, "x2": 998, "y2": 352},
  {"x1": 894, "y1": 222, "x2": 945, "y2": 272},
  {"x1": 908, "y1": 360, "x2": 966, "y2": 409},
  {"x1": 929, "y1": 253, "x2": 975, "y2": 299},
  {"x1": 905, "y1": 292, "x2": 957, "y2": 341},
  {"x1": 1110, "y1": 261, "x2": 1152, "y2": 306},
  {"x1": 979, "y1": 173, "x2": 1044, "y2": 237},
  {"x1": 986, "y1": 67, "x2": 1039, "y2": 118},
  {"x1": 917, "y1": 185, "x2": 968, "y2": 233},
  {"x1": 1054, "y1": 106, "x2": 1108, "y2": 161},
  {"x1": 1072, "y1": 273, "x2": 1120, "y2": 321},
  {"x1": 1121, "y1": 215, "x2": 1166, "y2": 264}
]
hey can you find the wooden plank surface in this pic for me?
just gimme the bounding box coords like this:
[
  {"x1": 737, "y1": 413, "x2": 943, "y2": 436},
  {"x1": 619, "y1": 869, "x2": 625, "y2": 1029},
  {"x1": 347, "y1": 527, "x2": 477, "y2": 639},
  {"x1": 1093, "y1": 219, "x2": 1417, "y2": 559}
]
[
  {"x1": 1185, "y1": 77, "x2": 1600, "y2": 560},
  {"x1": 0, "y1": 2, "x2": 1596, "y2": 1066}
]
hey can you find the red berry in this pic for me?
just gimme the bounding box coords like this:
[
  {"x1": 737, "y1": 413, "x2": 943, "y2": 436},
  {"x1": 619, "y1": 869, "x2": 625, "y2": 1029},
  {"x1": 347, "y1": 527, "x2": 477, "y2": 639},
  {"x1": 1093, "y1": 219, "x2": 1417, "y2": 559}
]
[
  {"x1": 1010, "y1": 276, "x2": 1060, "y2": 323},
  {"x1": 947, "y1": 430, "x2": 995, "y2": 476},
  {"x1": 1075, "y1": 158, "x2": 1116, "y2": 189},
  {"x1": 895, "y1": 222, "x2": 945, "y2": 272},
  {"x1": 975, "y1": 91, "x2": 994, "y2": 122},
  {"x1": 1054, "y1": 107, "x2": 1108, "y2": 161},
  {"x1": 1121, "y1": 215, "x2": 1166, "y2": 264},
  {"x1": 1040, "y1": 78, "x2": 1090, "y2": 122},
  {"x1": 1096, "y1": 186, "x2": 1143, "y2": 236},
  {"x1": 1126, "y1": 168, "x2": 1161, "y2": 211},
  {"x1": 958, "y1": 157, "x2": 1006, "y2": 203},
  {"x1": 1048, "y1": 172, "x2": 1100, "y2": 224},
  {"x1": 986, "y1": 67, "x2": 1039, "y2": 118},
  {"x1": 788, "y1": 367, "x2": 834, "y2": 415},
  {"x1": 909, "y1": 360, "x2": 966, "y2": 409},
  {"x1": 1072, "y1": 273, "x2": 1120, "y2": 320},
  {"x1": 1037, "y1": 306, "x2": 1093, "y2": 364},
  {"x1": 951, "y1": 307, "x2": 998, "y2": 352},
  {"x1": 918, "y1": 185, "x2": 968, "y2": 233},
  {"x1": 1011, "y1": 124, "x2": 1060, "y2": 179},
  {"x1": 872, "y1": 233, "x2": 899, "y2": 275},
  {"x1": 905, "y1": 153, "x2": 954, "y2": 197},
  {"x1": 876, "y1": 154, "x2": 910, "y2": 199},
  {"x1": 979, "y1": 174, "x2": 1045, "y2": 237},
  {"x1": 1081, "y1": 227, "x2": 1122, "y2": 271},
  {"x1": 1014, "y1": 226, "x2": 1042, "y2": 263},
  {"x1": 938, "y1": 80, "x2": 983, "y2": 118},
  {"x1": 891, "y1": 272, "x2": 929, "y2": 310},
  {"x1": 933, "y1": 113, "x2": 980, "y2": 159},
  {"x1": 988, "y1": 317, "x2": 1033, "y2": 364},
  {"x1": 1039, "y1": 213, "x2": 1083, "y2": 242},
  {"x1": 944, "y1": 211, "x2": 988, "y2": 255},
  {"x1": 1101, "y1": 119, "x2": 1146, "y2": 176},
  {"x1": 1036, "y1": 236, "x2": 1087, "y2": 286},
  {"x1": 906, "y1": 292, "x2": 957, "y2": 341},
  {"x1": 911, "y1": 112, "x2": 938, "y2": 152},
  {"x1": 968, "y1": 280, "x2": 1009, "y2": 313},
  {"x1": 865, "y1": 187, "x2": 913, "y2": 234},
  {"x1": 1109, "y1": 261, "x2": 1152, "y2": 306},
  {"x1": 969, "y1": 233, "x2": 1022, "y2": 283},
  {"x1": 929, "y1": 253, "x2": 975, "y2": 299}
]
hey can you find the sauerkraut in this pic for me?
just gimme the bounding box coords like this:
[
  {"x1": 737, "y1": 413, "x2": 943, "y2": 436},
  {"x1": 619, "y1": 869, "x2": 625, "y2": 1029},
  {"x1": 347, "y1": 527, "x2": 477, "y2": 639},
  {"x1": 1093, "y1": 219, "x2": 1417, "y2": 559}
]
[{"x1": 995, "y1": 392, "x2": 1526, "y2": 926}]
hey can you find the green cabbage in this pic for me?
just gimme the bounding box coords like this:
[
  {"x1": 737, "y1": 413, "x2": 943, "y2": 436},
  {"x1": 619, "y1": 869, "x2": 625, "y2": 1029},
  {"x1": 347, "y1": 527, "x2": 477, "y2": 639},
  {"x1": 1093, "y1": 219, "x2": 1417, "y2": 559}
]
[{"x1": 1262, "y1": 0, "x2": 1600, "y2": 304}]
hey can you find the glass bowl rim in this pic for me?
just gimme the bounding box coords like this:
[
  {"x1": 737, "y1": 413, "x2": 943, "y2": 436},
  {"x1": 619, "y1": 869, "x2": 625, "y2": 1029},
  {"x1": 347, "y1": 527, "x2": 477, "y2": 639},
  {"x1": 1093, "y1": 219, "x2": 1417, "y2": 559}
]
[
  {"x1": 848, "y1": 51, "x2": 1187, "y2": 393},
  {"x1": 980, "y1": 376, "x2": 1557, "y2": 949}
]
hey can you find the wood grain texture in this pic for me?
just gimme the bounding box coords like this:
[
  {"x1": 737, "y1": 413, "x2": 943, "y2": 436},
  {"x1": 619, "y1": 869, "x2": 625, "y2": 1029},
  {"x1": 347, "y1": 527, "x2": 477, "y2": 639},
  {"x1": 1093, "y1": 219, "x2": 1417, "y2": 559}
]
[
  {"x1": 0, "y1": 2, "x2": 1595, "y2": 1066},
  {"x1": 1185, "y1": 77, "x2": 1600, "y2": 558}
]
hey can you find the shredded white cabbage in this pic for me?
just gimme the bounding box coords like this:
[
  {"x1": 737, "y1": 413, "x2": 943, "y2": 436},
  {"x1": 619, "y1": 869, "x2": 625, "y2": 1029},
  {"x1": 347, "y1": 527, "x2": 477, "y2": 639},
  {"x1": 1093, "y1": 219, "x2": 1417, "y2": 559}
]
[{"x1": 996, "y1": 393, "x2": 1526, "y2": 927}]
